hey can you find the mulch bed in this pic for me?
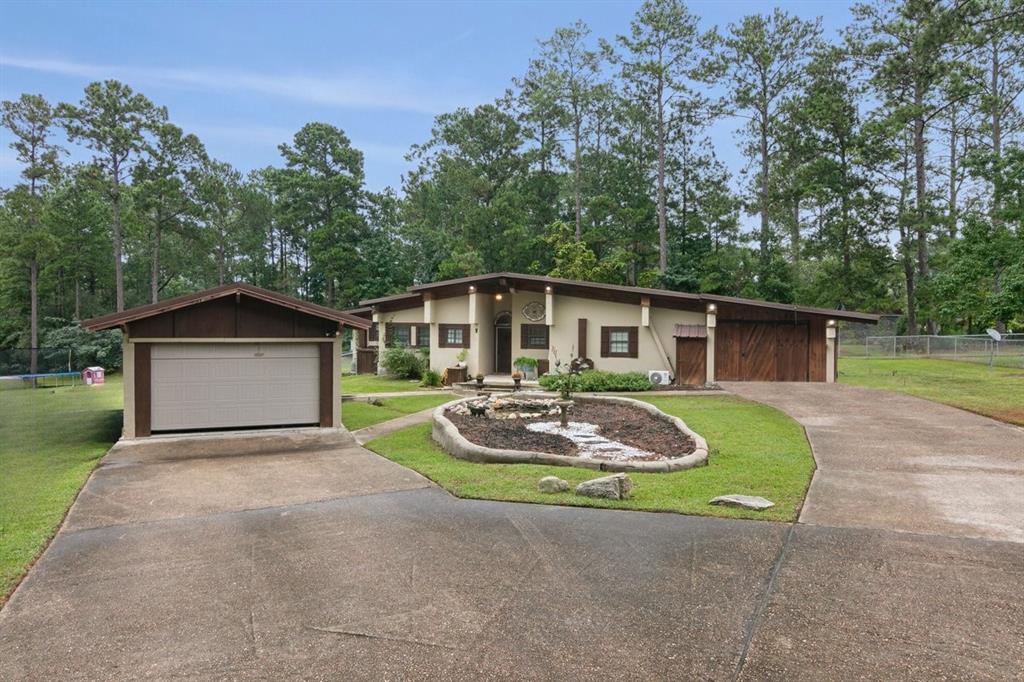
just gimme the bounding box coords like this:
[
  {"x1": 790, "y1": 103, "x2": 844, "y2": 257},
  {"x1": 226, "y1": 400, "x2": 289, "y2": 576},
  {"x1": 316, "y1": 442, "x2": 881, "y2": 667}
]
[{"x1": 445, "y1": 399, "x2": 695, "y2": 460}]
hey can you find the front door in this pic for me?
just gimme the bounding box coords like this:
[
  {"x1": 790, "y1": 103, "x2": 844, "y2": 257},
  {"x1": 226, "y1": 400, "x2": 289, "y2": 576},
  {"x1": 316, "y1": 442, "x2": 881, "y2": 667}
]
[{"x1": 495, "y1": 314, "x2": 512, "y2": 374}]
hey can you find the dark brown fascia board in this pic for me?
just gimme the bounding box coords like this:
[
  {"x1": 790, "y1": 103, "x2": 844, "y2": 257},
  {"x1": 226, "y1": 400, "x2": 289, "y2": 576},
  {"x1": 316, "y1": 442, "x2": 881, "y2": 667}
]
[
  {"x1": 81, "y1": 283, "x2": 371, "y2": 332},
  {"x1": 340, "y1": 306, "x2": 373, "y2": 317},
  {"x1": 398, "y1": 272, "x2": 880, "y2": 324},
  {"x1": 359, "y1": 291, "x2": 424, "y2": 306}
]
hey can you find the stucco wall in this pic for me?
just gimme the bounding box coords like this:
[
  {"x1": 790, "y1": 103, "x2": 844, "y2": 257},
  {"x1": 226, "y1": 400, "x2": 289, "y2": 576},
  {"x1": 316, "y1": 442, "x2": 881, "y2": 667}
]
[
  {"x1": 370, "y1": 291, "x2": 707, "y2": 378},
  {"x1": 549, "y1": 295, "x2": 704, "y2": 374},
  {"x1": 430, "y1": 296, "x2": 467, "y2": 371}
]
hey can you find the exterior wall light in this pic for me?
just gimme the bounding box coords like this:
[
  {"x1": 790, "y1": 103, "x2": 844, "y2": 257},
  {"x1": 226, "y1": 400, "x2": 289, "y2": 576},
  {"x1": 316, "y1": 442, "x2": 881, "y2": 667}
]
[
  {"x1": 495, "y1": 293, "x2": 503, "y2": 301},
  {"x1": 468, "y1": 285, "x2": 476, "y2": 293},
  {"x1": 706, "y1": 303, "x2": 717, "y2": 313},
  {"x1": 826, "y1": 319, "x2": 837, "y2": 327},
  {"x1": 544, "y1": 285, "x2": 552, "y2": 293}
]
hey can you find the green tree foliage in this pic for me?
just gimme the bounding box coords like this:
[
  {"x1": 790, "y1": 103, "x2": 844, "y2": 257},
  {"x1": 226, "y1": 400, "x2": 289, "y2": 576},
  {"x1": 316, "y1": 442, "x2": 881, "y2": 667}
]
[{"x1": 2, "y1": 0, "x2": 1023, "y2": 357}]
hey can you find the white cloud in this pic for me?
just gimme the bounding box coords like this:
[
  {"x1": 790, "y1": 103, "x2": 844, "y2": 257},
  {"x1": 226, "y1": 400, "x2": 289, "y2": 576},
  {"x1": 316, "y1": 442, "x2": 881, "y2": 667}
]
[{"x1": 0, "y1": 54, "x2": 481, "y2": 115}]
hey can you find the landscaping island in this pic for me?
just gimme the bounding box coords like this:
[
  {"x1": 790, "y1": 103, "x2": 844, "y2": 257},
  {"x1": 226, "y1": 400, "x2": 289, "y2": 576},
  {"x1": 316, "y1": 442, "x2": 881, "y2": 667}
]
[{"x1": 432, "y1": 394, "x2": 709, "y2": 473}]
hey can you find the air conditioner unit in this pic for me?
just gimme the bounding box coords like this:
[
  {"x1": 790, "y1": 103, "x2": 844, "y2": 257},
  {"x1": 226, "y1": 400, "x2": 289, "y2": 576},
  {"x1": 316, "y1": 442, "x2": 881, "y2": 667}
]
[{"x1": 648, "y1": 370, "x2": 672, "y2": 386}]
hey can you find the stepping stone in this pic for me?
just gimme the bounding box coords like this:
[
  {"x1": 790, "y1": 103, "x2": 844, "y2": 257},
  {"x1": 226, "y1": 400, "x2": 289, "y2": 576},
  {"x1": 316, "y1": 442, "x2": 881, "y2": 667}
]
[{"x1": 709, "y1": 495, "x2": 775, "y2": 511}]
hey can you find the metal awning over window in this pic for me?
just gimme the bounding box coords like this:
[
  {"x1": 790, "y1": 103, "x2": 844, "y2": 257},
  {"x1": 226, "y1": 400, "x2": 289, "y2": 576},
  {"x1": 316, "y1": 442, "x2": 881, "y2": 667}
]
[{"x1": 673, "y1": 324, "x2": 707, "y2": 338}]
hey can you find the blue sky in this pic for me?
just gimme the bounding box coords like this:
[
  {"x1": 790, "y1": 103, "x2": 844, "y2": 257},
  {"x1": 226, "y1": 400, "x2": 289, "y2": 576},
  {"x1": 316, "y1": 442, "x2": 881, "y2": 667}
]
[{"x1": 1, "y1": 0, "x2": 853, "y2": 192}]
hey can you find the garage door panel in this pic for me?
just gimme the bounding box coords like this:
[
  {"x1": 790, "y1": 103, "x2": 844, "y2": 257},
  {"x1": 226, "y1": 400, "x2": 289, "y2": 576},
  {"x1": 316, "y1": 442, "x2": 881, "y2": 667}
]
[
  {"x1": 150, "y1": 343, "x2": 320, "y2": 431},
  {"x1": 742, "y1": 323, "x2": 777, "y2": 381}
]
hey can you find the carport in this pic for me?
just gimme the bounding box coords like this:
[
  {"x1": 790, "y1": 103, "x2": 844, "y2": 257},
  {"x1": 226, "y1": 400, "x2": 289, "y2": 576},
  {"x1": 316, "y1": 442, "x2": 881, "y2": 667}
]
[{"x1": 82, "y1": 283, "x2": 371, "y2": 438}]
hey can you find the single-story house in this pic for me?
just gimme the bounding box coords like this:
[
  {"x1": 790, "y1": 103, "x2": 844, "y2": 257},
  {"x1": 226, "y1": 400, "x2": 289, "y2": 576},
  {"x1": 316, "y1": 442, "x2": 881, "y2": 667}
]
[
  {"x1": 346, "y1": 272, "x2": 878, "y2": 385},
  {"x1": 82, "y1": 283, "x2": 370, "y2": 438}
]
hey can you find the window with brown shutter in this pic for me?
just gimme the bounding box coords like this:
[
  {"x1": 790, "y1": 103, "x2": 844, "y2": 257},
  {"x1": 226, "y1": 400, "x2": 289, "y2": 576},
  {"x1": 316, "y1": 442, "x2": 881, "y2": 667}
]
[
  {"x1": 415, "y1": 325, "x2": 429, "y2": 348},
  {"x1": 600, "y1": 326, "x2": 638, "y2": 358},
  {"x1": 438, "y1": 323, "x2": 470, "y2": 348},
  {"x1": 520, "y1": 324, "x2": 549, "y2": 349},
  {"x1": 368, "y1": 322, "x2": 378, "y2": 342},
  {"x1": 385, "y1": 323, "x2": 416, "y2": 347}
]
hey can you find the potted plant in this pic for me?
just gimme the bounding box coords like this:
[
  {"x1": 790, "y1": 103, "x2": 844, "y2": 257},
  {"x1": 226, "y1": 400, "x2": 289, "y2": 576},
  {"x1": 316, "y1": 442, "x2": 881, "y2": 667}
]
[
  {"x1": 511, "y1": 370, "x2": 523, "y2": 390},
  {"x1": 456, "y1": 348, "x2": 468, "y2": 368},
  {"x1": 513, "y1": 356, "x2": 539, "y2": 379},
  {"x1": 475, "y1": 372, "x2": 485, "y2": 388}
]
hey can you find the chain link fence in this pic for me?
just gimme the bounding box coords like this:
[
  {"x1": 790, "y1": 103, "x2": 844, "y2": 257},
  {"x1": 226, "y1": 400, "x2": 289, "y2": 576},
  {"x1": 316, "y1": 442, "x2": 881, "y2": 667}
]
[
  {"x1": 839, "y1": 323, "x2": 1024, "y2": 368},
  {"x1": 0, "y1": 348, "x2": 77, "y2": 376}
]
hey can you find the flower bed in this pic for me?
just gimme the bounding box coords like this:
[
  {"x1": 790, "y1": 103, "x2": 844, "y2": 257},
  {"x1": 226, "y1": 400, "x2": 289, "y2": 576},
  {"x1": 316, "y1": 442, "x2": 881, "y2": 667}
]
[{"x1": 432, "y1": 393, "x2": 709, "y2": 473}]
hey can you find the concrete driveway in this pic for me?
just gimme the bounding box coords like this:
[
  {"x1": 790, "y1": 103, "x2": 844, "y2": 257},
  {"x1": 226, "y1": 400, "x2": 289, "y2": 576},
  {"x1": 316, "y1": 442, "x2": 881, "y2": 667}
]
[
  {"x1": 724, "y1": 382, "x2": 1024, "y2": 543},
  {"x1": 2, "y1": 396, "x2": 1023, "y2": 680}
]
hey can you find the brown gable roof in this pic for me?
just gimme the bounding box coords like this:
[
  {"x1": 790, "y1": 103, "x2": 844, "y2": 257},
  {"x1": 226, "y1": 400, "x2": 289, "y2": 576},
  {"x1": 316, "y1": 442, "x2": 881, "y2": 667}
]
[
  {"x1": 81, "y1": 283, "x2": 371, "y2": 332},
  {"x1": 361, "y1": 272, "x2": 880, "y2": 324}
]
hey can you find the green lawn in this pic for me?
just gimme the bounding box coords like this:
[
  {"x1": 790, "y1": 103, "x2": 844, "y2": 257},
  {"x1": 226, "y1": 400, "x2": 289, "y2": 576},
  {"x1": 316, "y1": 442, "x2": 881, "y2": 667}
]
[
  {"x1": 366, "y1": 395, "x2": 815, "y2": 522},
  {"x1": 839, "y1": 357, "x2": 1024, "y2": 426},
  {"x1": 342, "y1": 394, "x2": 455, "y2": 431},
  {"x1": 0, "y1": 377, "x2": 123, "y2": 601},
  {"x1": 341, "y1": 373, "x2": 441, "y2": 394}
]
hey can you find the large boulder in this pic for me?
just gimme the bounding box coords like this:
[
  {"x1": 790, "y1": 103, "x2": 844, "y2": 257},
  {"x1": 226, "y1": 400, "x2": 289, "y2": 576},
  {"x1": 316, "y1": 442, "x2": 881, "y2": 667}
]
[
  {"x1": 709, "y1": 494, "x2": 775, "y2": 511},
  {"x1": 575, "y1": 473, "x2": 633, "y2": 500},
  {"x1": 538, "y1": 476, "x2": 569, "y2": 493}
]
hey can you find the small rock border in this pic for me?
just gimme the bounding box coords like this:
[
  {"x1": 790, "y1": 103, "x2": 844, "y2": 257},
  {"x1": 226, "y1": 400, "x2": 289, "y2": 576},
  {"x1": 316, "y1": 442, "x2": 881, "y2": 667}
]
[{"x1": 431, "y1": 393, "x2": 709, "y2": 473}]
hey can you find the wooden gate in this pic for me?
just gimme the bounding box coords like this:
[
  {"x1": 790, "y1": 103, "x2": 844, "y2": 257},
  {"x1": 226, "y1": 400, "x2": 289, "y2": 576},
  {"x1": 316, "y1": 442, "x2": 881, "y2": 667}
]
[
  {"x1": 355, "y1": 347, "x2": 378, "y2": 374},
  {"x1": 675, "y1": 337, "x2": 706, "y2": 386}
]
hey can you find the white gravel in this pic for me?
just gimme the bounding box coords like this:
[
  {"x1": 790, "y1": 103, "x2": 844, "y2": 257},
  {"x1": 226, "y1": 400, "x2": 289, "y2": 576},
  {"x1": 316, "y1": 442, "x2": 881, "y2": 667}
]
[{"x1": 525, "y1": 421, "x2": 660, "y2": 461}]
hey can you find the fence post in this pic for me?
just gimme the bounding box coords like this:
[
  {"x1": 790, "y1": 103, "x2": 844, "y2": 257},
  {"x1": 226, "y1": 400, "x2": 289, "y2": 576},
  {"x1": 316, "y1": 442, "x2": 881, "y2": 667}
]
[
  {"x1": 926, "y1": 335, "x2": 930, "y2": 357},
  {"x1": 953, "y1": 336, "x2": 957, "y2": 361},
  {"x1": 892, "y1": 336, "x2": 897, "y2": 359}
]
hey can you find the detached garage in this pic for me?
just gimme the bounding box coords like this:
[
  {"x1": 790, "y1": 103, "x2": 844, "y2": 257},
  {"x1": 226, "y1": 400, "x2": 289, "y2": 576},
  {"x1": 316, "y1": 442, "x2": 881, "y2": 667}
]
[{"x1": 82, "y1": 283, "x2": 371, "y2": 438}]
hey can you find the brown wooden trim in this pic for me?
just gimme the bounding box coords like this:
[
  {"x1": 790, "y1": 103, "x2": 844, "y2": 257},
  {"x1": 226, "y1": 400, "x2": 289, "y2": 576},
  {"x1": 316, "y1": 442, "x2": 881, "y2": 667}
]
[
  {"x1": 578, "y1": 318, "x2": 587, "y2": 357},
  {"x1": 319, "y1": 342, "x2": 333, "y2": 427},
  {"x1": 83, "y1": 282, "x2": 370, "y2": 331},
  {"x1": 134, "y1": 343, "x2": 152, "y2": 437},
  {"x1": 438, "y1": 323, "x2": 470, "y2": 348},
  {"x1": 600, "y1": 326, "x2": 638, "y2": 358},
  {"x1": 520, "y1": 323, "x2": 549, "y2": 349}
]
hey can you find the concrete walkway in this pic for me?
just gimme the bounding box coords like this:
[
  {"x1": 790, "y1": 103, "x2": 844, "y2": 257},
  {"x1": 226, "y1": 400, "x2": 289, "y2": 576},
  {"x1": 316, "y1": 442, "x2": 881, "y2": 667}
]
[
  {"x1": 723, "y1": 382, "x2": 1024, "y2": 543},
  {"x1": 351, "y1": 406, "x2": 440, "y2": 445}
]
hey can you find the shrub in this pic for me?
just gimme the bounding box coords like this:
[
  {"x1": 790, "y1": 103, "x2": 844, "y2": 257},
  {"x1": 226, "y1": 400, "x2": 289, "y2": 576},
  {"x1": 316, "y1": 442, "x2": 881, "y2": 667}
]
[
  {"x1": 513, "y1": 356, "x2": 538, "y2": 370},
  {"x1": 42, "y1": 320, "x2": 123, "y2": 370},
  {"x1": 420, "y1": 368, "x2": 443, "y2": 388},
  {"x1": 538, "y1": 369, "x2": 653, "y2": 392},
  {"x1": 381, "y1": 345, "x2": 426, "y2": 379}
]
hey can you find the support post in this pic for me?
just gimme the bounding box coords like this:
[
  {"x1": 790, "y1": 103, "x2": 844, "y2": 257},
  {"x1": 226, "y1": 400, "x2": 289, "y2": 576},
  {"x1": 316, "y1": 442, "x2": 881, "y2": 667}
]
[
  {"x1": 826, "y1": 320, "x2": 837, "y2": 383},
  {"x1": 705, "y1": 305, "x2": 717, "y2": 385}
]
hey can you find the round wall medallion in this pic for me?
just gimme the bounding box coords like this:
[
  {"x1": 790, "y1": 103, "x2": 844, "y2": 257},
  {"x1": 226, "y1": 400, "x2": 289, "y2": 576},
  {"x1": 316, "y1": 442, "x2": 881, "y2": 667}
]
[{"x1": 522, "y1": 301, "x2": 545, "y2": 322}]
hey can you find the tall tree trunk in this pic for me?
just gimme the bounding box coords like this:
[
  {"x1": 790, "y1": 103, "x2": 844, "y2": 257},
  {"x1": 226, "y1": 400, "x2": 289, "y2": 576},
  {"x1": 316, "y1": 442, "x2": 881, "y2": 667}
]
[
  {"x1": 912, "y1": 90, "x2": 931, "y2": 333},
  {"x1": 790, "y1": 197, "x2": 800, "y2": 263},
  {"x1": 151, "y1": 224, "x2": 161, "y2": 304},
  {"x1": 111, "y1": 166, "x2": 125, "y2": 312},
  {"x1": 74, "y1": 278, "x2": 81, "y2": 320},
  {"x1": 656, "y1": 76, "x2": 668, "y2": 275},
  {"x1": 574, "y1": 117, "x2": 582, "y2": 241},
  {"x1": 990, "y1": 41, "x2": 1003, "y2": 227},
  {"x1": 948, "y1": 118, "x2": 959, "y2": 239},
  {"x1": 899, "y1": 135, "x2": 918, "y2": 333},
  {"x1": 759, "y1": 111, "x2": 771, "y2": 271},
  {"x1": 29, "y1": 260, "x2": 38, "y2": 374}
]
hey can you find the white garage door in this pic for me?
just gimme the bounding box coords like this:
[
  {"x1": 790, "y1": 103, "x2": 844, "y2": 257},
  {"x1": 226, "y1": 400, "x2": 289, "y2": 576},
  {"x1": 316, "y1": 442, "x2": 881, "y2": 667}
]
[{"x1": 151, "y1": 343, "x2": 320, "y2": 431}]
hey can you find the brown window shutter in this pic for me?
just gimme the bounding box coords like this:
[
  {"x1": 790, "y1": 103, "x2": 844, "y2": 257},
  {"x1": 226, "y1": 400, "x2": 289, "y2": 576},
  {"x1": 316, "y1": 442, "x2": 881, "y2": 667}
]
[
  {"x1": 416, "y1": 325, "x2": 428, "y2": 348},
  {"x1": 368, "y1": 323, "x2": 378, "y2": 342},
  {"x1": 461, "y1": 324, "x2": 471, "y2": 348},
  {"x1": 384, "y1": 322, "x2": 393, "y2": 345},
  {"x1": 578, "y1": 318, "x2": 587, "y2": 358},
  {"x1": 628, "y1": 327, "x2": 638, "y2": 358},
  {"x1": 520, "y1": 324, "x2": 529, "y2": 348},
  {"x1": 600, "y1": 327, "x2": 610, "y2": 357}
]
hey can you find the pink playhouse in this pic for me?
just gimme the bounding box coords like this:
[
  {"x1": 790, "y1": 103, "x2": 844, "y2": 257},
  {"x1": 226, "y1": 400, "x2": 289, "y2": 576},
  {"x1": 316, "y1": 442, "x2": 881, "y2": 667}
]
[{"x1": 82, "y1": 367, "x2": 105, "y2": 385}]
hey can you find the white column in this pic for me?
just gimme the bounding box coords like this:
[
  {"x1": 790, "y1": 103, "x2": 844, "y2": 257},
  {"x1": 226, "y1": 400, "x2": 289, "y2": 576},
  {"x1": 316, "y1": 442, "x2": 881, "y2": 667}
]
[
  {"x1": 705, "y1": 306, "x2": 717, "y2": 385},
  {"x1": 423, "y1": 293, "x2": 433, "y2": 323},
  {"x1": 373, "y1": 311, "x2": 385, "y2": 375},
  {"x1": 545, "y1": 286, "x2": 554, "y2": 326},
  {"x1": 826, "y1": 321, "x2": 837, "y2": 383},
  {"x1": 640, "y1": 295, "x2": 650, "y2": 327}
]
